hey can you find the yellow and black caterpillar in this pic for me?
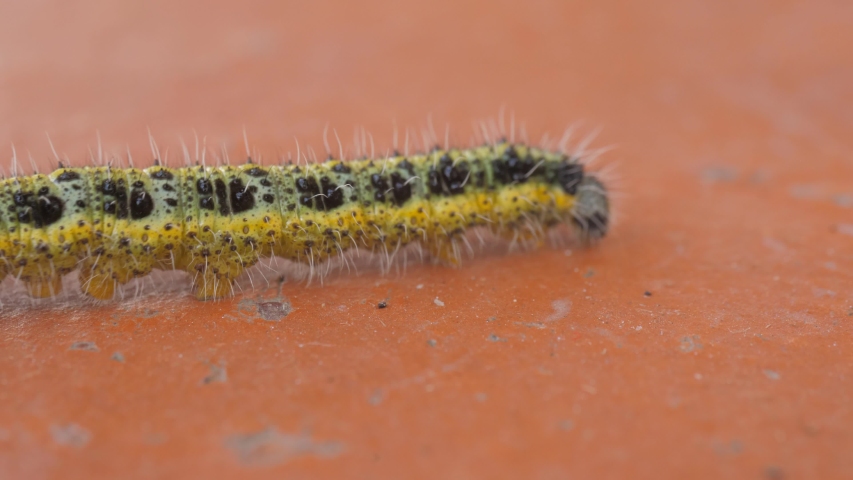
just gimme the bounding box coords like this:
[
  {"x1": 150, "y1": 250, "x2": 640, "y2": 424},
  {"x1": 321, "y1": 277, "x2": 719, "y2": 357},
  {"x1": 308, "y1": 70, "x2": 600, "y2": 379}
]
[{"x1": 0, "y1": 141, "x2": 609, "y2": 300}]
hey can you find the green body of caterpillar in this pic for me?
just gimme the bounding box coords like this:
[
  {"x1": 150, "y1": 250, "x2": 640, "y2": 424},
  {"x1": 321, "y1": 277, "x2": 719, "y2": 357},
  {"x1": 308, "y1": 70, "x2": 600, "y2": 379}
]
[{"x1": 0, "y1": 142, "x2": 609, "y2": 300}]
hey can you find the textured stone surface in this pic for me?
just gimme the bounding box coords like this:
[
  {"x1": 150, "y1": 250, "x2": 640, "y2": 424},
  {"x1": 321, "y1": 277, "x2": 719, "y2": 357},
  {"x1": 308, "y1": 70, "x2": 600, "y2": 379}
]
[{"x1": 0, "y1": 1, "x2": 851, "y2": 478}]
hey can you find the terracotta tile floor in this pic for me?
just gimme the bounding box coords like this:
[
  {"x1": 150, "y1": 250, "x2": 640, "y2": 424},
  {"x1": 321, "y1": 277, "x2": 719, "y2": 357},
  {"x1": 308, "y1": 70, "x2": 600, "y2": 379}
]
[{"x1": 1, "y1": 1, "x2": 851, "y2": 478}]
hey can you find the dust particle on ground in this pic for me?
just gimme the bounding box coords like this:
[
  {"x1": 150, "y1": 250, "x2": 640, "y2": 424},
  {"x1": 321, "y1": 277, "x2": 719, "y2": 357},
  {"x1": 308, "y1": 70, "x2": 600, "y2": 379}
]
[
  {"x1": 224, "y1": 427, "x2": 344, "y2": 467},
  {"x1": 544, "y1": 300, "x2": 572, "y2": 322},
  {"x1": 69, "y1": 341, "x2": 99, "y2": 352},
  {"x1": 257, "y1": 300, "x2": 291, "y2": 321},
  {"x1": 202, "y1": 362, "x2": 228, "y2": 385},
  {"x1": 679, "y1": 335, "x2": 702, "y2": 353}
]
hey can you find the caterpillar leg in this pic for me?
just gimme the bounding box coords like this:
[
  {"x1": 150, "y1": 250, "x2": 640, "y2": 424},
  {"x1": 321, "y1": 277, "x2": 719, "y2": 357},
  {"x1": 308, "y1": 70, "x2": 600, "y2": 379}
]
[
  {"x1": 192, "y1": 271, "x2": 237, "y2": 300},
  {"x1": 79, "y1": 268, "x2": 118, "y2": 300},
  {"x1": 78, "y1": 259, "x2": 145, "y2": 300},
  {"x1": 23, "y1": 275, "x2": 63, "y2": 298},
  {"x1": 426, "y1": 237, "x2": 463, "y2": 266},
  {"x1": 498, "y1": 223, "x2": 547, "y2": 251}
]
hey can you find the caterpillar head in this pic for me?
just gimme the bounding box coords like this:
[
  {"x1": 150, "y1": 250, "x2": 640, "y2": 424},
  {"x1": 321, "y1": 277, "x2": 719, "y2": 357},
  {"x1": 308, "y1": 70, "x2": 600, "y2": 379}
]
[{"x1": 571, "y1": 174, "x2": 610, "y2": 243}]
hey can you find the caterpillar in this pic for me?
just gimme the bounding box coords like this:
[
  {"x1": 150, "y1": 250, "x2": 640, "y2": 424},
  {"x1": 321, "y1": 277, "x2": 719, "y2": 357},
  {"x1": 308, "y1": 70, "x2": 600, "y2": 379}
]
[{"x1": 0, "y1": 136, "x2": 610, "y2": 301}]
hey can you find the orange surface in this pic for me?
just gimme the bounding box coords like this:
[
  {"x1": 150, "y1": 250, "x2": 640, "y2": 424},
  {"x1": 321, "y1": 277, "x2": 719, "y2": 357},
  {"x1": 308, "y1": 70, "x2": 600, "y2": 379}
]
[{"x1": 1, "y1": 1, "x2": 852, "y2": 478}]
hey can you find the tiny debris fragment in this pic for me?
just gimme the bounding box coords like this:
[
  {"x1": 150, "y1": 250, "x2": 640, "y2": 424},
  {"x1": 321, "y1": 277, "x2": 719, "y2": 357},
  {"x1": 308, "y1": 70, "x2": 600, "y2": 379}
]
[
  {"x1": 544, "y1": 299, "x2": 572, "y2": 322},
  {"x1": 487, "y1": 333, "x2": 507, "y2": 343},
  {"x1": 679, "y1": 335, "x2": 702, "y2": 353},
  {"x1": 763, "y1": 369, "x2": 781, "y2": 381},
  {"x1": 111, "y1": 352, "x2": 125, "y2": 363},
  {"x1": 433, "y1": 297, "x2": 445, "y2": 307},
  {"x1": 514, "y1": 321, "x2": 546, "y2": 329},
  {"x1": 202, "y1": 362, "x2": 228, "y2": 385},
  {"x1": 257, "y1": 300, "x2": 291, "y2": 321},
  {"x1": 377, "y1": 301, "x2": 388, "y2": 309},
  {"x1": 224, "y1": 427, "x2": 344, "y2": 466},
  {"x1": 427, "y1": 339, "x2": 437, "y2": 347},
  {"x1": 643, "y1": 291, "x2": 652, "y2": 297},
  {"x1": 69, "y1": 341, "x2": 99, "y2": 352}
]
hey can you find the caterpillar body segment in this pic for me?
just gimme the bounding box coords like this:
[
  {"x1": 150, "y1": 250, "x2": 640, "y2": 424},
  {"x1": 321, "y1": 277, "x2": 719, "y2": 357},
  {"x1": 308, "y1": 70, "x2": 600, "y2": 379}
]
[{"x1": 0, "y1": 142, "x2": 610, "y2": 301}]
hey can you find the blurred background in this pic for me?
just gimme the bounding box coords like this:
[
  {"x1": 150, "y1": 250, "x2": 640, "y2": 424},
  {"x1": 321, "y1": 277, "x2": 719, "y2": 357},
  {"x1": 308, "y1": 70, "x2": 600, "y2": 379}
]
[{"x1": 0, "y1": 1, "x2": 851, "y2": 478}]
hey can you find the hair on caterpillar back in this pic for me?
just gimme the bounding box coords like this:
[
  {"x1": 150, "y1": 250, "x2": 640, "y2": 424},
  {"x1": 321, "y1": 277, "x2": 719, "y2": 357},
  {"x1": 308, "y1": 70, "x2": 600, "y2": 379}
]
[{"x1": 0, "y1": 117, "x2": 616, "y2": 305}]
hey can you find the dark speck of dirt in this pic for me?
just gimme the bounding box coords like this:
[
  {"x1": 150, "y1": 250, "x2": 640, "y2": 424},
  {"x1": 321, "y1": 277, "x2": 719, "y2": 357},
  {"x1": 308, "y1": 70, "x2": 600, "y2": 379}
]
[
  {"x1": 377, "y1": 301, "x2": 387, "y2": 309},
  {"x1": 487, "y1": 316, "x2": 497, "y2": 322},
  {"x1": 427, "y1": 339, "x2": 437, "y2": 347},
  {"x1": 202, "y1": 362, "x2": 227, "y2": 385},
  {"x1": 69, "y1": 341, "x2": 99, "y2": 352},
  {"x1": 584, "y1": 268, "x2": 595, "y2": 278},
  {"x1": 644, "y1": 291, "x2": 652, "y2": 297},
  {"x1": 257, "y1": 301, "x2": 291, "y2": 321},
  {"x1": 111, "y1": 352, "x2": 125, "y2": 362},
  {"x1": 487, "y1": 333, "x2": 507, "y2": 343}
]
